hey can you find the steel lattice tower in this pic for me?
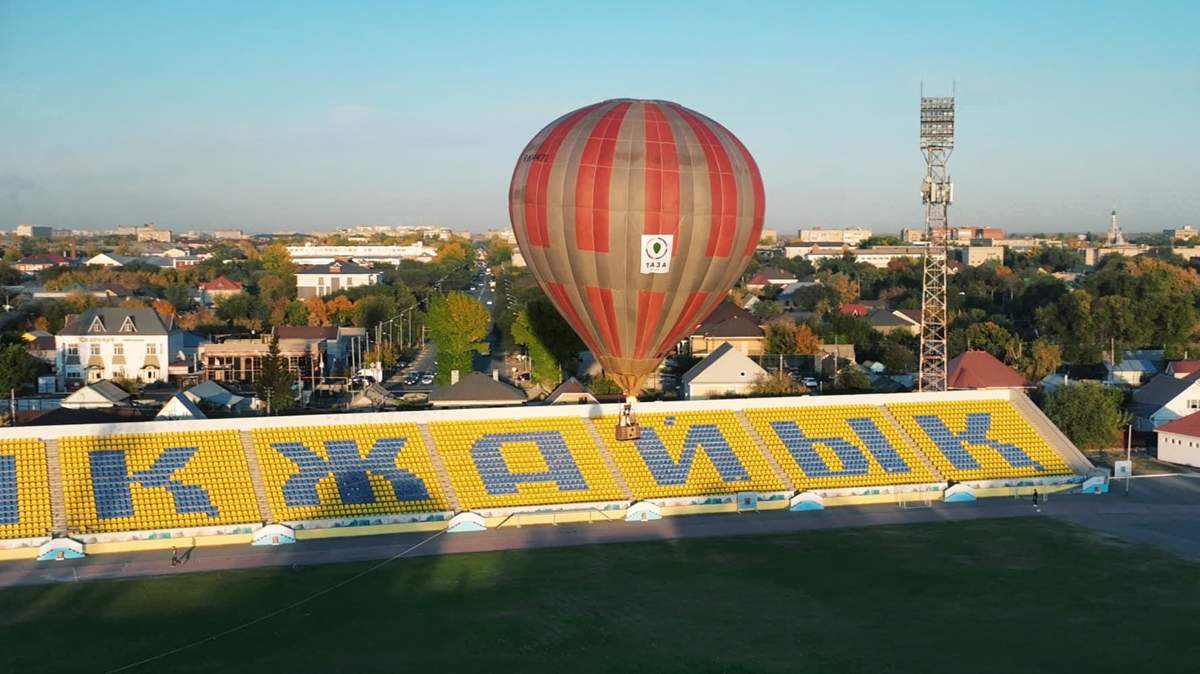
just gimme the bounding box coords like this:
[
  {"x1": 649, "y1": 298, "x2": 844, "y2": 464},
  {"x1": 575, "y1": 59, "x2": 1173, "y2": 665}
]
[{"x1": 918, "y1": 95, "x2": 955, "y2": 392}]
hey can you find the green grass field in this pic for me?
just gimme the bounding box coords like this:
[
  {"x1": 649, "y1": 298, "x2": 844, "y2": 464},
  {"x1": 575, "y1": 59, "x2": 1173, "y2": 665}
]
[{"x1": 3, "y1": 518, "x2": 1199, "y2": 673}]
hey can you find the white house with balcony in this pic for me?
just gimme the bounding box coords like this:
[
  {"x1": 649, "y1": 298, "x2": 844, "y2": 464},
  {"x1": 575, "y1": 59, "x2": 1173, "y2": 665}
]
[
  {"x1": 55, "y1": 308, "x2": 182, "y2": 387},
  {"x1": 295, "y1": 260, "x2": 382, "y2": 299}
]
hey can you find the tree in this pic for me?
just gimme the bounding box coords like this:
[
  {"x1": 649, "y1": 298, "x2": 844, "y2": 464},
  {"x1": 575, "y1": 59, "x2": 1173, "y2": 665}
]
[
  {"x1": 163, "y1": 281, "x2": 192, "y2": 311},
  {"x1": 765, "y1": 322, "x2": 800, "y2": 355},
  {"x1": 951, "y1": 321, "x2": 1018, "y2": 361},
  {"x1": 1023, "y1": 339, "x2": 1063, "y2": 382},
  {"x1": 426, "y1": 291, "x2": 490, "y2": 384},
  {"x1": 794, "y1": 324, "x2": 822, "y2": 355},
  {"x1": 0, "y1": 345, "x2": 40, "y2": 394},
  {"x1": 283, "y1": 300, "x2": 309, "y2": 326},
  {"x1": 1043, "y1": 382, "x2": 1128, "y2": 449},
  {"x1": 833, "y1": 366, "x2": 870, "y2": 392},
  {"x1": 305, "y1": 296, "x2": 331, "y2": 326},
  {"x1": 511, "y1": 308, "x2": 561, "y2": 386},
  {"x1": 750, "y1": 299, "x2": 783, "y2": 321},
  {"x1": 879, "y1": 343, "x2": 915, "y2": 373},
  {"x1": 254, "y1": 336, "x2": 296, "y2": 414},
  {"x1": 325, "y1": 295, "x2": 356, "y2": 325},
  {"x1": 751, "y1": 371, "x2": 807, "y2": 397},
  {"x1": 151, "y1": 298, "x2": 176, "y2": 319}
]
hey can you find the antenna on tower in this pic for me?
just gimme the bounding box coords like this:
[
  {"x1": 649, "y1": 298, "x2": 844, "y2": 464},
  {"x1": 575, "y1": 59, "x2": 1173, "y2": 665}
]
[{"x1": 917, "y1": 90, "x2": 955, "y2": 392}]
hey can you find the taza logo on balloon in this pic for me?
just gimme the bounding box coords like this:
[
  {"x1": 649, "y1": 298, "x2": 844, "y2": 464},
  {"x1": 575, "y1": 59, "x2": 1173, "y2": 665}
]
[{"x1": 640, "y1": 235, "x2": 673, "y2": 274}]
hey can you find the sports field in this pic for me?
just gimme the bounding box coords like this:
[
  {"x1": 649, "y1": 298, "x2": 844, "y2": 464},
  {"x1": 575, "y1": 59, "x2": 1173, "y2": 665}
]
[{"x1": 3, "y1": 518, "x2": 1198, "y2": 674}]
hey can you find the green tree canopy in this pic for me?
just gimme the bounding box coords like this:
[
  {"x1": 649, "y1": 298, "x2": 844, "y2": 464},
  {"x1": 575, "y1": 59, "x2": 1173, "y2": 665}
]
[
  {"x1": 1043, "y1": 382, "x2": 1128, "y2": 449},
  {"x1": 427, "y1": 291, "x2": 490, "y2": 384},
  {"x1": 0, "y1": 345, "x2": 41, "y2": 394},
  {"x1": 253, "y1": 336, "x2": 296, "y2": 414}
]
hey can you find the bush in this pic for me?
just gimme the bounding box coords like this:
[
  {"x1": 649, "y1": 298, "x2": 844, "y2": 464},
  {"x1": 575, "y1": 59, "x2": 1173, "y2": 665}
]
[{"x1": 1043, "y1": 382, "x2": 1129, "y2": 449}]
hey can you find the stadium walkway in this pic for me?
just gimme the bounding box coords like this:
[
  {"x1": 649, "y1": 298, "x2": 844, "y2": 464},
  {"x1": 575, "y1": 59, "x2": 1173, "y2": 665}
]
[{"x1": 2, "y1": 475, "x2": 1197, "y2": 587}]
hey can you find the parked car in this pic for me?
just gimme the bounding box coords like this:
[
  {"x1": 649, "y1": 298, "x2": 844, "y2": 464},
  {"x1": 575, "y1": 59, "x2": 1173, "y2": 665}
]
[
  {"x1": 350, "y1": 374, "x2": 375, "y2": 387},
  {"x1": 419, "y1": 373, "x2": 435, "y2": 385},
  {"x1": 801, "y1": 377, "x2": 819, "y2": 388},
  {"x1": 403, "y1": 373, "x2": 420, "y2": 386}
]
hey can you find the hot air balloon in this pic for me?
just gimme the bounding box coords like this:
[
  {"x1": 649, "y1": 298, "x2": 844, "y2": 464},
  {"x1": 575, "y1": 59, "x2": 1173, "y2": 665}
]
[{"x1": 509, "y1": 99, "x2": 764, "y2": 439}]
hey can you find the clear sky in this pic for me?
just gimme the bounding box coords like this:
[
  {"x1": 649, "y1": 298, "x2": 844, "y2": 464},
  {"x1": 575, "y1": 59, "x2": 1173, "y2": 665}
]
[{"x1": 1, "y1": 1, "x2": 1197, "y2": 234}]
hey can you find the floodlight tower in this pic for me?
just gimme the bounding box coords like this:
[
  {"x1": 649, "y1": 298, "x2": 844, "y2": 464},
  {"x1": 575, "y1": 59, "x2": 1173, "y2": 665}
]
[{"x1": 918, "y1": 94, "x2": 955, "y2": 392}]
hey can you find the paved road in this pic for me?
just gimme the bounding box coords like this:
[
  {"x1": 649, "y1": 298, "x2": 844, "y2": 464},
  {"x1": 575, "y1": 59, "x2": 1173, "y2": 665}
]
[{"x1": 3, "y1": 475, "x2": 1197, "y2": 588}]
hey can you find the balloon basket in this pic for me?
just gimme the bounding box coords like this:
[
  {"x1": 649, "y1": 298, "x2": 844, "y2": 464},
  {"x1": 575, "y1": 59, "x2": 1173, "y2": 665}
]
[
  {"x1": 615, "y1": 403, "x2": 640, "y2": 441},
  {"x1": 615, "y1": 423, "x2": 641, "y2": 441}
]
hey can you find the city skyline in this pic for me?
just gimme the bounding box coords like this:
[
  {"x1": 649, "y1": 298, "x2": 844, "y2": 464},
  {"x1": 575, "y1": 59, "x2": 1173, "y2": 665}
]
[{"x1": 2, "y1": 1, "x2": 1197, "y2": 234}]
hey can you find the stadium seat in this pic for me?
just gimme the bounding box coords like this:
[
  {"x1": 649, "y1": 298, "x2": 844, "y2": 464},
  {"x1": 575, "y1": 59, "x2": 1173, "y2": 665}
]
[
  {"x1": 886, "y1": 401, "x2": 1073, "y2": 481},
  {"x1": 429, "y1": 417, "x2": 623, "y2": 510},
  {"x1": 597, "y1": 411, "x2": 784, "y2": 498},
  {"x1": 59, "y1": 431, "x2": 261, "y2": 533},
  {"x1": 0, "y1": 439, "x2": 52, "y2": 540},
  {"x1": 252, "y1": 423, "x2": 449, "y2": 520},
  {"x1": 745, "y1": 405, "x2": 937, "y2": 490}
]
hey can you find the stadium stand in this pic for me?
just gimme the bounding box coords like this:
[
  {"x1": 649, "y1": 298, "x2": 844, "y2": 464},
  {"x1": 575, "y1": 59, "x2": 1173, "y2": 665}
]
[
  {"x1": 59, "y1": 431, "x2": 260, "y2": 533},
  {"x1": 745, "y1": 405, "x2": 939, "y2": 489},
  {"x1": 251, "y1": 423, "x2": 449, "y2": 521},
  {"x1": 0, "y1": 391, "x2": 1093, "y2": 552},
  {"x1": 598, "y1": 411, "x2": 785, "y2": 498},
  {"x1": 0, "y1": 439, "x2": 52, "y2": 540},
  {"x1": 887, "y1": 400, "x2": 1074, "y2": 481},
  {"x1": 430, "y1": 417, "x2": 625, "y2": 510}
]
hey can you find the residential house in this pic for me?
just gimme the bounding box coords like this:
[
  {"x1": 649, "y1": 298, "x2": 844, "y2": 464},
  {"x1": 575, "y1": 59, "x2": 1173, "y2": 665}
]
[
  {"x1": 428, "y1": 371, "x2": 526, "y2": 408},
  {"x1": 682, "y1": 342, "x2": 768, "y2": 400},
  {"x1": 1105, "y1": 358, "x2": 1159, "y2": 387},
  {"x1": 59, "y1": 380, "x2": 132, "y2": 409},
  {"x1": 543, "y1": 377, "x2": 598, "y2": 405},
  {"x1": 838, "y1": 303, "x2": 870, "y2": 317},
  {"x1": 156, "y1": 392, "x2": 206, "y2": 420},
  {"x1": 1166, "y1": 361, "x2": 1200, "y2": 379},
  {"x1": 744, "y1": 267, "x2": 798, "y2": 293},
  {"x1": 272, "y1": 325, "x2": 360, "y2": 376},
  {"x1": 295, "y1": 260, "x2": 382, "y2": 299},
  {"x1": 55, "y1": 308, "x2": 181, "y2": 386},
  {"x1": 199, "y1": 336, "x2": 322, "y2": 391},
  {"x1": 85, "y1": 253, "x2": 135, "y2": 267},
  {"x1": 814, "y1": 343, "x2": 856, "y2": 377},
  {"x1": 865, "y1": 308, "x2": 921, "y2": 336},
  {"x1": 24, "y1": 331, "x2": 56, "y2": 365},
  {"x1": 1129, "y1": 374, "x2": 1200, "y2": 431},
  {"x1": 946, "y1": 351, "x2": 1029, "y2": 389},
  {"x1": 777, "y1": 277, "x2": 821, "y2": 309},
  {"x1": 687, "y1": 301, "x2": 765, "y2": 357},
  {"x1": 14, "y1": 254, "x2": 71, "y2": 274},
  {"x1": 197, "y1": 276, "x2": 245, "y2": 306},
  {"x1": 1153, "y1": 412, "x2": 1200, "y2": 468}
]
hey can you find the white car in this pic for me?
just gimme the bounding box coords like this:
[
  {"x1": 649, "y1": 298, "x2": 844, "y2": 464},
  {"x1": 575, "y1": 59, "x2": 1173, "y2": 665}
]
[{"x1": 486, "y1": 300, "x2": 493, "y2": 305}]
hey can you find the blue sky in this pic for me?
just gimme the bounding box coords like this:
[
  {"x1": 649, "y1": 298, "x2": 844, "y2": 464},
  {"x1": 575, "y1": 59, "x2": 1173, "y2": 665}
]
[{"x1": 1, "y1": 1, "x2": 1196, "y2": 234}]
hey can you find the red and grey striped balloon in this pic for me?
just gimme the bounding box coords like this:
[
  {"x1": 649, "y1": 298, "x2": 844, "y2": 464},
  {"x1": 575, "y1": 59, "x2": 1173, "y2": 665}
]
[{"x1": 509, "y1": 99, "x2": 765, "y2": 396}]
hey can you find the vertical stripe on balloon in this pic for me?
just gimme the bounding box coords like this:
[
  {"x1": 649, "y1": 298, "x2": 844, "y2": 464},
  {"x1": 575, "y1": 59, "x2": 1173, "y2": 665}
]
[
  {"x1": 522, "y1": 104, "x2": 599, "y2": 248},
  {"x1": 671, "y1": 105, "x2": 739, "y2": 258},
  {"x1": 654, "y1": 291, "x2": 711, "y2": 357},
  {"x1": 634, "y1": 290, "x2": 666, "y2": 359},
  {"x1": 721, "y1": 124, "x2": 765, "y2": 257},
  {"x1": 574, "y1": 102, "x2": 631, "y2": 253},
  {"x1": 643, "y1": 103, "x2": 680, "y2": 241},
  {"x1": 546, "y1": 282, "x2": 601, "y2": 355},
  {"x1": 586, "y1": 286, "x2": 622, "y2": 355}
]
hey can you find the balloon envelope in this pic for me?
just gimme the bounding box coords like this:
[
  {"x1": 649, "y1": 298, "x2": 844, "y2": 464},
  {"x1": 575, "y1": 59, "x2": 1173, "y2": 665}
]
[{"x1": 509, "y1": 99, "x2": 764, "y2": 395}]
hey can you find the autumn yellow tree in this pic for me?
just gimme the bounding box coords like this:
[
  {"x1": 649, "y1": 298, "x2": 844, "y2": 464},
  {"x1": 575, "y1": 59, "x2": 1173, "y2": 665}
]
[{"x1": 305, "y1": 296, "x2": 331, "y2": 326}]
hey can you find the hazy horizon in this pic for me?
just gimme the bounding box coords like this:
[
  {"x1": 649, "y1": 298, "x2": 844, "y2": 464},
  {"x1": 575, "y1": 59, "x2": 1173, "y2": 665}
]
[{"x1": 2, "y1": 2, "x2": 1197, "y2": 235}]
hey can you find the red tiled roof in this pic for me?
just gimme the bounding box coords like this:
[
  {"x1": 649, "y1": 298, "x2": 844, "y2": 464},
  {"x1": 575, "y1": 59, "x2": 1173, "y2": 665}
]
[
  {"x1": 17, "y1": 254, "x2": 69, "y2": 265},
  {"x1": 746, "y1": 273, "x2": 770, "y2": 286},
  {"x1": 1168, "y1": 360, "x2": 1200, "y2": 376},
  {"x1": 839, "y1": 303, "x2": 870, "y2": 317},
  {"x1": 1155, "y1": 410, "x2": 1200, "y2": 438},
  {"x1": 947, "y1": 351, "x2": 1029, "y2": 389},
  {"x1": 200, "y1": 276, "x2": 244, "y2": 291}
]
